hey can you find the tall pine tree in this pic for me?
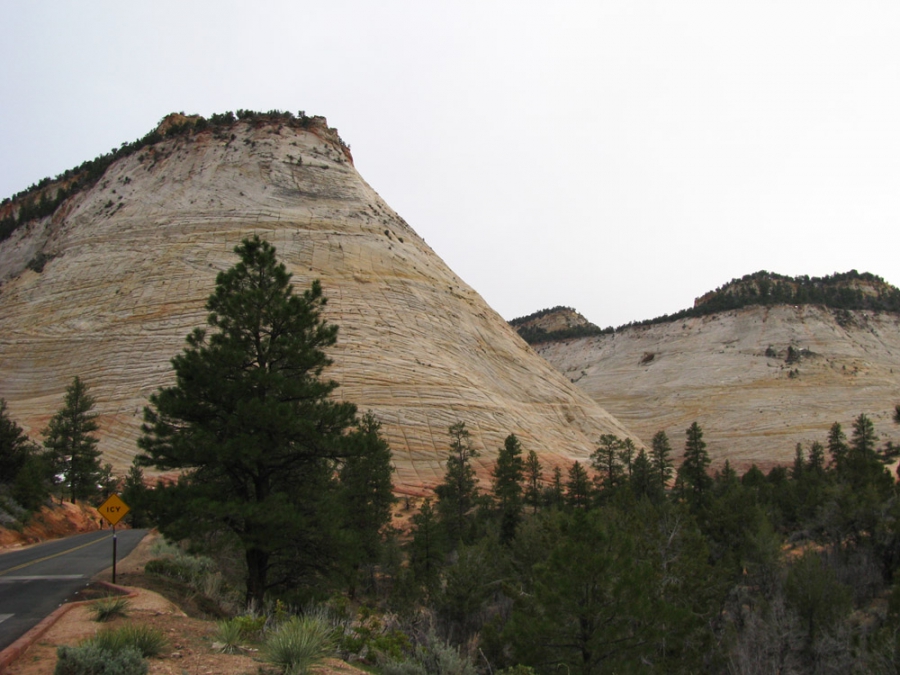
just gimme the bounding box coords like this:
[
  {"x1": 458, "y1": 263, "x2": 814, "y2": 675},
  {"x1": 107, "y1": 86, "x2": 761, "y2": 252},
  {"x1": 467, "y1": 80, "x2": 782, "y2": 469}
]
[
  {"x1": 677, "y1": 422, "x2": 712, "y2": 510},
  {"x1": 435, "y1": 422, "x2": 480, "y2": 546},
  {"x1": 138, "y1": 236, "x2": 387, "y2": 607},
  {"x1": 492, "y1": 433, "x2": 525, "y2": 543},
  {"x1": 42, "y1": 377, "x2": 102, "y2": 504}
]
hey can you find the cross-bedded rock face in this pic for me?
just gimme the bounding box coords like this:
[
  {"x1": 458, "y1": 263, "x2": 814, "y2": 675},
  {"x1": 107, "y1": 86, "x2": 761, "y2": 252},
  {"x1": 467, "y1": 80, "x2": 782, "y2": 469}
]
[
  {"x1": 0, "y1": 118, "x2": 636, "y2": 493},
  {"x1": 534, "y1": 305, "x2": 900, "y2": 470}
]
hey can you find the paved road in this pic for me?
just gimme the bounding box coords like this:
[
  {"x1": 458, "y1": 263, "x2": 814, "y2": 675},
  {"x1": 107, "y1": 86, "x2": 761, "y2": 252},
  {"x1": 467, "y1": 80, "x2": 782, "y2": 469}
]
[{"x1": 0, "y1": 528, "x2": 148, "y2": 651}]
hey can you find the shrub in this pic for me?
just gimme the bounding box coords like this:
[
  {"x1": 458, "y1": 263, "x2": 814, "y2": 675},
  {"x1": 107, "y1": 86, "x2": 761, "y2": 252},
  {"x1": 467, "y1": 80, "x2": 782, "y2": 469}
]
[
  {"x1": 144, "y1": 552, "x2": 214, "y2": 585},
  {"x1": 213, "y1": 618, "x2": 246, "y2": 654},
  {"x1": 213, "y1": 614, "x2": 266, "y2": 653},
  {"x1": 54, "y1": 643, "x2": 146, "y2": 675},
  {"x1": 379, "y1": 630, "x2": 477, "y2": 675},
  {"x1": 89, "y1": 595, "x2": 130, "y2": 622},
  {"x1": 86, "y1": 624, "x2": 167, "y2": 658},
  {"x1": 263, "y1": 615, "x2": 336, "y2": 675}
]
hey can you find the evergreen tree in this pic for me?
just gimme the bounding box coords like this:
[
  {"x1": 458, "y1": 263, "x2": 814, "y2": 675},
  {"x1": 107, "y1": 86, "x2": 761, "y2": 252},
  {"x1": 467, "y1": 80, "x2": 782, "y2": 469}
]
[
  {"x1": 98, "y1": 462, "x2": 118, "y2": 498},
  {"x1": 650, "y1": 430, "x2": 674, "y2": 493},
  {"x1": 492, "y1": 433, "x2": 525, "y2": 543},
  {"x1": 42, "y1": 377, "x2": 102, "y2": 504},
  {"x1": 547, "y1": 465, "x2": 564, "y2": 509},
  {"x1": 0, "y1": 401, "x2": 50, "y2": 510},
  {"x1": 619, "y1": 438, "x2": 636, "y2": 480},
  {"x1": 791, "y1": 443, "x2": 805, "y2": 481},
  {"x1": 0, "y1": 399, "x2": 37, "y2": 483},
  {"x1": 138, "y1": 236, "x2": 369, "y2": 607},
  {"x1": 523, "y1": 449, "x2": 543, "y2": 514},
  {"x1": 827, "y1": 422, "x2": 848, "y2": 470},
  {"x1": 11, "y1": 453, "x2": 52, "y2": 511},
  {"x1": 806, "y1": 440, "x2": 826, "y2": 475},
  {"x1": 629, "y1": 448, "x2": 657, "y2": 502},
  {"x1": 590, "y1": 434, "x2": 624, "y2": 495},
  {"x1": 408, "y1": 498, "x2": 445, "y2": 590},
  {"x1": 565, "y1": 461, "x2": 592, "y2": 510},
  {"x1": 339, "y1": 412, "x2": 396, "y2": 586},
  {"x1": 677, "y1": 422, "x2": 712, "y2": 510},
  {"x1": 843, "y1": 412, "x2": 893, "y2": 491},
  {"x1": 121, "y1": 461, "x2": 150, "y2": 528},
  {"x1": 435, "y1": 422, "x2": 480, "y2": 546}
]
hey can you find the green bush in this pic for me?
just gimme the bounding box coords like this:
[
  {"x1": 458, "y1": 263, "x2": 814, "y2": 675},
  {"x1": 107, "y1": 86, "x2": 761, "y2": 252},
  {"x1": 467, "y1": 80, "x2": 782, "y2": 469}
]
[
  {"x1": 144, "y1": 553, "x2": 214, "y2": 585},
  {"x1": 89, "y1": 595, "x2": 130, "y2": 622},
  {"x1": 86, "y1": 624, "x2": 167, "y2": 658},
  {"x1": 54, "y1": 643, "x2": 146, "y2": 675},
  {"x1": 263, "y1": 615, "x2": 336, "y2": 675},
  {"x1": 379, "y1": 631, "x2": 476, "y2": 675},
  {"x1": 213, "y1": 618, "x2": 246, "y2": 654},
  {"x1": 212, "y1": 614, "x2": 265, "y2": 654}
]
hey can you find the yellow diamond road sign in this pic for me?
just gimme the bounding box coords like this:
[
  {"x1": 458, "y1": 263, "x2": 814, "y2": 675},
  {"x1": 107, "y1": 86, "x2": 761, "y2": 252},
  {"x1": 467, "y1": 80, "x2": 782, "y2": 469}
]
[{"x1": 97, "y1": 494, "x2": 130, "y2": 526}]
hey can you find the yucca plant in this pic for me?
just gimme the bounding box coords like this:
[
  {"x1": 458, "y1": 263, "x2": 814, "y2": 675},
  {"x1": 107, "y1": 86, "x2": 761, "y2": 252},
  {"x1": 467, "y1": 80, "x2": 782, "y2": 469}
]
[
  {"x1": 263, "y1": 615, "x2": 336, "y2": 675},
  {"x1": 89, "y1": 595, "x2": 131, "y2": 622},
  {"x1": 86, "y1": 624, "x2": 168, "y2": 658},
  {"x1": 213, "y1": 618, "x2": 247, "y2": 655}
]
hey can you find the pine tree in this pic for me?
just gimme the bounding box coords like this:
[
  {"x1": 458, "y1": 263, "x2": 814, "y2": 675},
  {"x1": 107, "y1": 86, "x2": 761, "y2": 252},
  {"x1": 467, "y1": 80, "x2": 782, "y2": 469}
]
[
  {"x1": 138, "y1": 236, "x2": 373, "y2": 607},
  {"x1": 806, "y1": 441, "x2": 826, "y2": 475},
  {"x1": 408, "y1": 498, "x2": 445, "y2": 588},
  {"x1": 630, "y1": 448, "x2": 659, "y2": 502},
  {"x1": 339, "y1": 412, "x2": 396, "y2": 586},
  {"x1": 0, "y1": 399, "x2": 36, "y2": 483},
  {"x1": 619, "y1": 438, "x2": 636, "y2": 479},
  {"x1": 677, "y1": 422, "x2": 712, "y2": 510},
  {"x1": 492, "y1": 433, "x2": 525, "y2": 543},
  {"x1": 791, "y1": 443, "x2": 805, "y2": 481},
  {"x1": 565, "y1": 461, "x2": 592, "y2": 510},
  {"x1": 547, "y1": 465, "x2": 564, "y2": 509},
  {"x1": 435, "y1": 422, "x2": 480, "y2": 546},
  {"x1": 650, "y1": 430, "x2": 674, "y2": 491},
  {"x1": 590, "y1": 434, "x2": 623, "y2": 494},
  {"x1": 827, "y1": 422, "x2": 848, "y2": 470},
  {"x1": 121, "y1": 461, "x2": 150, "y2": 528},
  {"x1": 844, "y1": 412, "x2": 892, "y2": 490},
  {"x1": 524, "y1": 449, "x2": 543, "y2": 514},
  {"x1": 42, "y1": 377, "x2": 102, "y2": 504}
]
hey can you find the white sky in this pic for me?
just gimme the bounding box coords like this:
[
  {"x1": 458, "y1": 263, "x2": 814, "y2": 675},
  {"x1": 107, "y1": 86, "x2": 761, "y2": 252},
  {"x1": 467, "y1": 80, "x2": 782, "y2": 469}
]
[{"x1": 2, "y1": 2, "x2": 899, "y2": 328}]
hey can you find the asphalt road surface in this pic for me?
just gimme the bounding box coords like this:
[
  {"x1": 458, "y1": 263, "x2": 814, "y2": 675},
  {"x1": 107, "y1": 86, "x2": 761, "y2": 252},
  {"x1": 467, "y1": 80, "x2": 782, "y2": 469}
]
[{"x1": 0, "y1": 528, "x2": 148, "y2": 651}]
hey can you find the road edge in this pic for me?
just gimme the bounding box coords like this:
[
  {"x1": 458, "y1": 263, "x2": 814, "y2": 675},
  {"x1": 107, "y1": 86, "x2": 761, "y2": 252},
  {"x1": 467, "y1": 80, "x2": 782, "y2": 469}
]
[{"x1": 0, "y1": 578, "x2": 140, "y2": 673}]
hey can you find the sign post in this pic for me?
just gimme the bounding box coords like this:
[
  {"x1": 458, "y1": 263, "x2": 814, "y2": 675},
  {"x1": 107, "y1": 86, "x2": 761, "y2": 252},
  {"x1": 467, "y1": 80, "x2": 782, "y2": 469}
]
[{"x1": 97, "y1": 494, "x2": 130, "y2": 583}]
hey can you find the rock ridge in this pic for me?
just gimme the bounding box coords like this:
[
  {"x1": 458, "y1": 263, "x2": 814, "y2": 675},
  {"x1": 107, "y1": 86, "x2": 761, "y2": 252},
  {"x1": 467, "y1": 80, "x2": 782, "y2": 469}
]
[{"x1": 0, "y1": 115, "x2": 637, "y2": 493}]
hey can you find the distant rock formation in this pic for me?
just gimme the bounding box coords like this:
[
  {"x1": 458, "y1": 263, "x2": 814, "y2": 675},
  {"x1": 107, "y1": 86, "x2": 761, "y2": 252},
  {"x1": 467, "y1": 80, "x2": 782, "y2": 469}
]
[
  {"x1": 0, "y1": 112, "x2": 637, "y2": 494},
  {"x1": 528, "y1": 302, "x2": 900, "y2": 469}
]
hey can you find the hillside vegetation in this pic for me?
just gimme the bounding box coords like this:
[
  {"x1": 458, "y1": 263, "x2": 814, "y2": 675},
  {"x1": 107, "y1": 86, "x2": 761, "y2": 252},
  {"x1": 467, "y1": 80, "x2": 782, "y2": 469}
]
[{"x1": 512, "y1": 270, "x2": 900, "y2": 344}]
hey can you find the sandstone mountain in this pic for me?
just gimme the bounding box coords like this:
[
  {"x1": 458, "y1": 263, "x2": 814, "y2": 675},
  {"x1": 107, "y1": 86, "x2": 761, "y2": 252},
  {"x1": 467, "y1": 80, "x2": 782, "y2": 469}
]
[
  {"x1": 515, "y1": 274, "x2": 900, "y2": 470},
  {"x1": 0, "y1": 111, "x2": 636, "y2": 494}
]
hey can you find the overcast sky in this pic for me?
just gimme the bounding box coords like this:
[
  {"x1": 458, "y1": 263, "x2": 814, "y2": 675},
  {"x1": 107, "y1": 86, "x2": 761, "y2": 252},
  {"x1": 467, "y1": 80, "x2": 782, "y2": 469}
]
[{"x1": 2, "y1": 2, "x2": 898, "y2": 328}]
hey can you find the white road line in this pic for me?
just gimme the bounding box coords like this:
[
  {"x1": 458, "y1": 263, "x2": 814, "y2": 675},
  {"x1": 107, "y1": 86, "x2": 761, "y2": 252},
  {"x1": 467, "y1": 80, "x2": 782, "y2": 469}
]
[
  {"x1": 0, "y1": 575, "x2": 84, "y2": 582},
  {"x1": 0, "y1": 614, "x2": 13, "y2": 624}
]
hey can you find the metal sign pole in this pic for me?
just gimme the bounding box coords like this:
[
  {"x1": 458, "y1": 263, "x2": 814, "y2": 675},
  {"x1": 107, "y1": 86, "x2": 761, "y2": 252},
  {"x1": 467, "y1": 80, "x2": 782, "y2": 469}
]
[{"x1": 112, "y1": 523, "x2": 117, "y2": 584}]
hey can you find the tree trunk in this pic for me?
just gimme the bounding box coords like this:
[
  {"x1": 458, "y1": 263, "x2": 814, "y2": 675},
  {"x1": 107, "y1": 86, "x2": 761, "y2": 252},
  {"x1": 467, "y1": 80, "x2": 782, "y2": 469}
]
[{"x1": 245, "y1": 546, "x2": 269, "y2": 610}]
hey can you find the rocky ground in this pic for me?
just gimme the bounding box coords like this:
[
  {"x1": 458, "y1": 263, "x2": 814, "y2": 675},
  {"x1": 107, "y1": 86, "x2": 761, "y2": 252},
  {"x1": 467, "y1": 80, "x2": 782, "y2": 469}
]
[{"x1": 0, "y1": 502, "x2": 104, "y2": 549}]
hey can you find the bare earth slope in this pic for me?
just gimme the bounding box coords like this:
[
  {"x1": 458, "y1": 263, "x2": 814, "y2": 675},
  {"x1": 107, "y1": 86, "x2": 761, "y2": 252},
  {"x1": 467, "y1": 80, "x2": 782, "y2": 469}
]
[
  {"x1": 534, "y1": 305, "x2": 900, "y2": 469},
  {"x1": 0, "y1": 116, "x2": 635, "y2": 492}
]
